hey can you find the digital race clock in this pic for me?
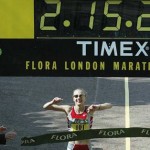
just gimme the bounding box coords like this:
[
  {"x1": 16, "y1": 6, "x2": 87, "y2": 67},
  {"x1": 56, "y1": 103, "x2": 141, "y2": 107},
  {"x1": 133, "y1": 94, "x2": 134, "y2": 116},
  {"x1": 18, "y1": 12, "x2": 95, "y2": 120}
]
[{"x1": 34, "y1": 0, "x2": 150, "y2": 38}]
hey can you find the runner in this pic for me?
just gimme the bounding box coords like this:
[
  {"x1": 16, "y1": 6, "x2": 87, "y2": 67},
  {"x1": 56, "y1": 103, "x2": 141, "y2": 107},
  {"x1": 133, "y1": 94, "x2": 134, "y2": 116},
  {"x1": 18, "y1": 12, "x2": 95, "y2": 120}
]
[{"x1": 43, "y1": 88, "x2": 112, "y2": 150}]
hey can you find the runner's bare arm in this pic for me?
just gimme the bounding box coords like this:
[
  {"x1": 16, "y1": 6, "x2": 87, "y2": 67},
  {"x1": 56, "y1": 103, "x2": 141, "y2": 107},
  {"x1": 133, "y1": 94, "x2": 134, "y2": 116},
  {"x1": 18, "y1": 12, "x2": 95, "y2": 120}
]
[
  {"x1": 95, "y1": 103, "x2": 112, "y2": 110},
  {"x1": 43, "y1": 97, "x2": 71, "y2": 114},
  {"x1": 87, "y1": 103, "x2": 112, "y2": 113}
]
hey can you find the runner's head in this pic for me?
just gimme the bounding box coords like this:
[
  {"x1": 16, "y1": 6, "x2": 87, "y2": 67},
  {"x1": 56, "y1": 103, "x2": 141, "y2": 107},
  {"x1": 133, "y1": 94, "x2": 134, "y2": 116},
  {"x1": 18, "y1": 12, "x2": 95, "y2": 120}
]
[{"x1": 72, "y1": 88, "x2": 87, "y2": 106}]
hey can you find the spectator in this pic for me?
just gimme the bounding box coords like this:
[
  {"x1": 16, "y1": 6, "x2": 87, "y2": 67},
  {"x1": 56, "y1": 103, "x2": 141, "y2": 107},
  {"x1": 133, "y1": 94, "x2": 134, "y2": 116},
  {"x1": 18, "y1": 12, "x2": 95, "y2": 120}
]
[{"x1": 0, "y1": 126, "x2": 16, "y2": 145}]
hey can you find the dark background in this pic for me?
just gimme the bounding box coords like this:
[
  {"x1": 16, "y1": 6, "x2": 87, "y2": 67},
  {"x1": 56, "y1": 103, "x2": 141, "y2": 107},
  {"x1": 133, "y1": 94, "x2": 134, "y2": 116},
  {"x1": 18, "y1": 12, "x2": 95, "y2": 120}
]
[{"x1": 0, "y1": 39, "x2": 150, "y2": 76}]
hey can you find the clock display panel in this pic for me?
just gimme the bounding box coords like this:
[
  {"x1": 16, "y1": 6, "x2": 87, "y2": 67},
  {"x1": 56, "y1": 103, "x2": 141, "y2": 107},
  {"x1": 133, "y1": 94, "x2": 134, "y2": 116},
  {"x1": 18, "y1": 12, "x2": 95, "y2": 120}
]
[{"x1": 34, "y1": 0, "x2": 150, "y2": 38}]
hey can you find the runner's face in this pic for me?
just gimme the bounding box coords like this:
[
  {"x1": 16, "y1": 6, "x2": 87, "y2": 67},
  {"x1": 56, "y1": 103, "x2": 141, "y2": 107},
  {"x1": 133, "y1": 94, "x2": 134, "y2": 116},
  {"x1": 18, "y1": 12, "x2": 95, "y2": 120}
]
[{"x1": 73, "y1": 90, "x2": 86, "y2": 106}]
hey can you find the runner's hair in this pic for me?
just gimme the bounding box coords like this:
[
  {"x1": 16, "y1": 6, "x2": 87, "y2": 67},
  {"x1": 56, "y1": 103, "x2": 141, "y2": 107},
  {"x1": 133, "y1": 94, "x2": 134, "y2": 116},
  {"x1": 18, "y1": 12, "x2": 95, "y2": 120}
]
[{"x1": 72, "y1": 88, "x2": 87, "y2": 97}]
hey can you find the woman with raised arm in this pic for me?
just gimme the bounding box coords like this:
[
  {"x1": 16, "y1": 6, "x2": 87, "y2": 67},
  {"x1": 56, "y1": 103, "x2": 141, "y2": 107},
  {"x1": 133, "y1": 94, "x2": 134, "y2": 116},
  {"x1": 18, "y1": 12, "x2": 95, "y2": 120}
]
[{"x1": 43, "y1": 88, "x2": 112, "y2": 150}]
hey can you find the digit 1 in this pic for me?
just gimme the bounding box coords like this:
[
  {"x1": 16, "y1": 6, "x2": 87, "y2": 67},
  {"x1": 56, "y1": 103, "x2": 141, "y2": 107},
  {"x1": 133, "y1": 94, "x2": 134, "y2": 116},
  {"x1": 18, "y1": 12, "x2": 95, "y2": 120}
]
[
  {"x1": 76, "y1": 125, "x2": 78, "y2": 131},
  {"x1": 89, "y1": 1, "x2": 96, "y2": 29},
  {"x1": 40, "y1": 0, "x2": 61, "y2": 30},
  {"x1": 103, "y1": 0, "x2": 122, "y2": 31},
  {"x1": 137, "y1": 0, "x2": 150, "y2": 31},
  {"x1": 83, "y1": 124, "x2": 84, "y2": 130}
]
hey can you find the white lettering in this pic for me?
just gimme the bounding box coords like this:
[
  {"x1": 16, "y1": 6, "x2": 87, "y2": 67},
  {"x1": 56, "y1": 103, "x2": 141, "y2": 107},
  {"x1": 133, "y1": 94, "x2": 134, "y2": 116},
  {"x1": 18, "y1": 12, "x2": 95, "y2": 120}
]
[
  {"x1": 101, "y1": 41, "x2": 117, "y2": 56},
  {"x1": 98, "y1": 129, "x2": 125, "y2": 137},
  {"x1": 50, "y1": 133, "x2": 77, "y2": 141},
  {"x1": 120, "y1": 41, "x2": 133, "y2": 56},
  {"x1": 135, "y1": 42, "x2": 148, "y2": 56},
  {"x1": 141, "y1": 129, "x2": 150, "y2": 135},
  {"x1": 76, "y1": 41, "x2": 92, "y2": 56},
  {"x1": 76, "y1": 41, "x2": 150, "y2": 57}
]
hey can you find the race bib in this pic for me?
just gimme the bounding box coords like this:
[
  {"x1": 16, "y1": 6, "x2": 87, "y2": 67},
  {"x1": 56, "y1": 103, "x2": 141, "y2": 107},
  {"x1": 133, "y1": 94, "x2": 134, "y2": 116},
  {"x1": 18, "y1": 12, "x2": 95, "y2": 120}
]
[{"x1": 71, "y1": 123, "x2": 89, "y2": 131}]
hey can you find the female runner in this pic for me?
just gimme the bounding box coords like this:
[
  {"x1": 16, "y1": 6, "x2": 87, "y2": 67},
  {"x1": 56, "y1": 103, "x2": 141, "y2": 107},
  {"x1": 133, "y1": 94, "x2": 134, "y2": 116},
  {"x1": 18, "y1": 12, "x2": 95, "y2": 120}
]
[{"x1": 43, "y1": 88, "x2": 112, "y2": 150}]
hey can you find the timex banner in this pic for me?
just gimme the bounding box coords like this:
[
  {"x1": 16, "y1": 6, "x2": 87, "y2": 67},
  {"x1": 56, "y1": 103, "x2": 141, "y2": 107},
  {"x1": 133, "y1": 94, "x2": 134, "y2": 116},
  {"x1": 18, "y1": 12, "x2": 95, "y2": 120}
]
[{"x1": 0, "y1": 39, "x2": 150, "y2": 76}]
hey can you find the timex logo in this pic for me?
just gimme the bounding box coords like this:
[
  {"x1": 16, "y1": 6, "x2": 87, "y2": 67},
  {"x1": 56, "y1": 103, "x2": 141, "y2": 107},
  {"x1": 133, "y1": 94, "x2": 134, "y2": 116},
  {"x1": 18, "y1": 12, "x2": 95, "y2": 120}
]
[{"x1": 77, "y1": 40, "x2": 149, "y2": 57}]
